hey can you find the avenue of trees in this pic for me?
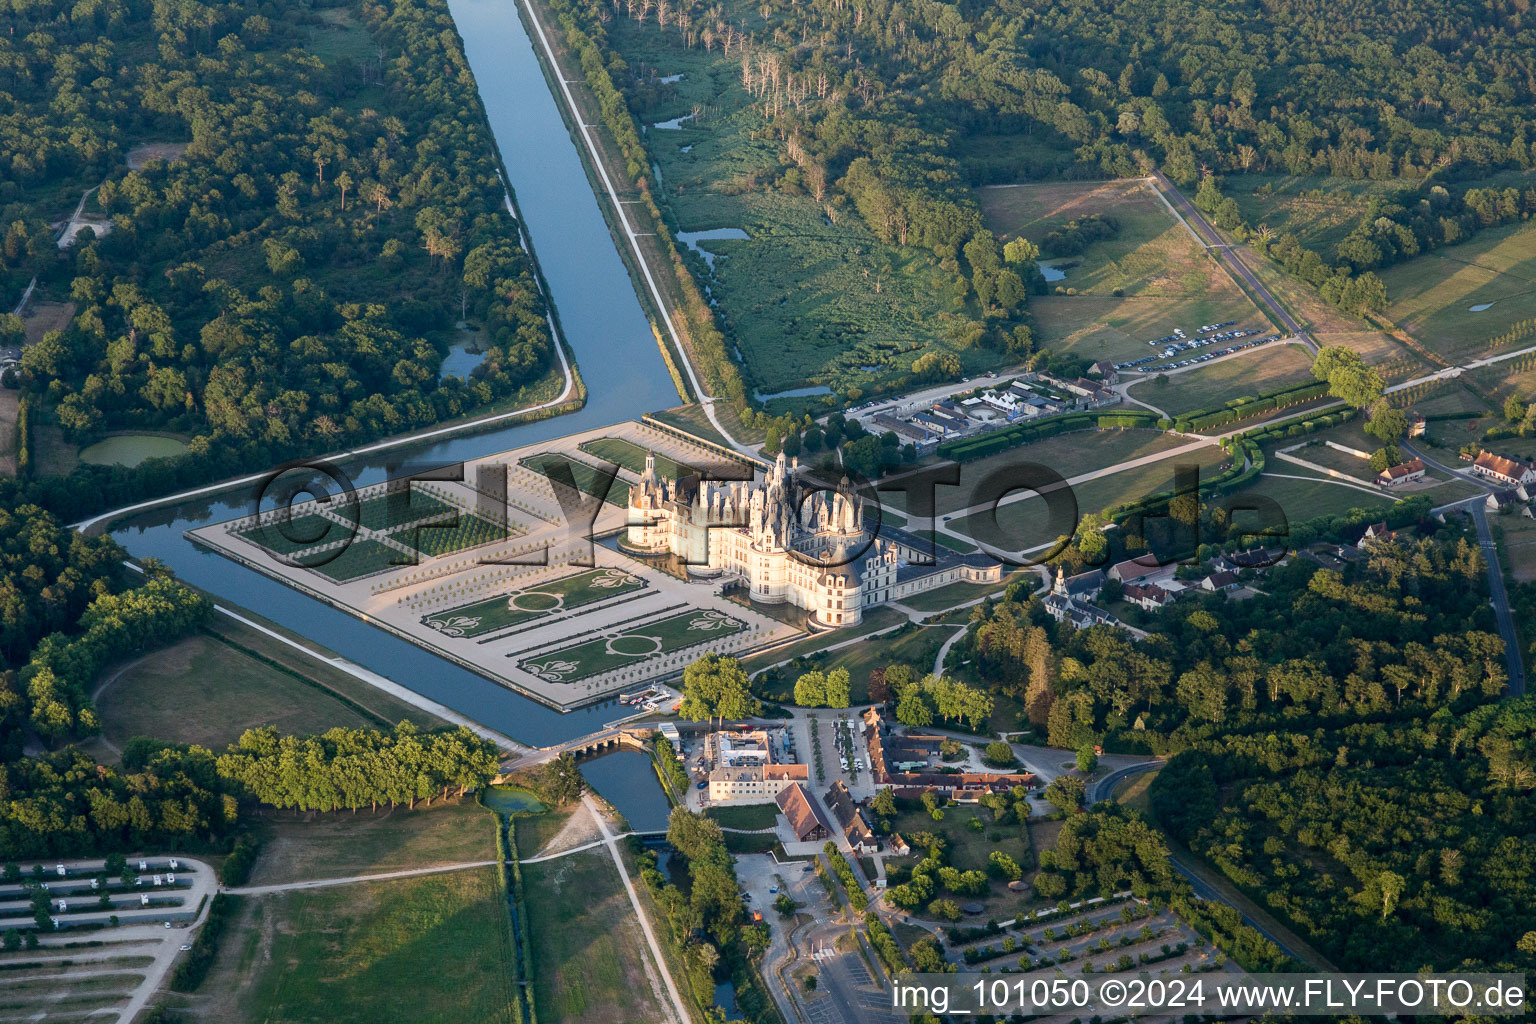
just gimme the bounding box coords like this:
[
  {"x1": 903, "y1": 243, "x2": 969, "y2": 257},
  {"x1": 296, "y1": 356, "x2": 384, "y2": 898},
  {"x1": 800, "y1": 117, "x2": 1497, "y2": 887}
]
[{"x1": 1, "y1": 0, "x2": 556, "y2": 518}]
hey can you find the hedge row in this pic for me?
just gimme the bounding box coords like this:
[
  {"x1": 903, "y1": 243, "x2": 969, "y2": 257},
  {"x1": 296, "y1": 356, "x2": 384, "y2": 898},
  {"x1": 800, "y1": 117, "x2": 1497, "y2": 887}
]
[
  {"x1": 938, "y1": 410, "x2": 1159, "y2": 462},
  {"x1": 1173, "y1": 380, "x2": 1329, "y2": 433}
]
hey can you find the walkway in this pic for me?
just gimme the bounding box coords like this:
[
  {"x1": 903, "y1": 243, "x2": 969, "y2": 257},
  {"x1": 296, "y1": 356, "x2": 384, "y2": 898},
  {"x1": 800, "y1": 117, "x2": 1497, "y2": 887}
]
[
  {"x1": 580, "y1": 793, "x2": 693, "y2": 1024},
  {"x1": 229, "y1": 860, "x2": 499, "y2": 897}
]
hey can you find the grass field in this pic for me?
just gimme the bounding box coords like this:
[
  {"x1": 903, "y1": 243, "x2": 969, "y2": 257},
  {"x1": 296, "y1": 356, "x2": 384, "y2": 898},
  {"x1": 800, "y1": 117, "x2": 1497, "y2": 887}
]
[
  {"x1": 580, "y1": 436, "x2": 694, "y2": 478},
  {"x1": 423, "y1": 568, "x2": 646, "y2": 638},
  {"x1": 979, "y1": 180, "x2": 1265, "y2": 365},
  {"x1": 889, "y1": 429, "x2": 1192, "y2": 517},
  {"x1": 208, "y1": 867, "x2": 517, "y2": 1024},
  {"x1": 519, "y1": 607, "x2": 745, "y2": 682},
  {"x1": 244, "y1": 798, "x2": 496, "y2": 886},
  {"x1": 1494, "y1": 512, "x2": 1536, "y2": 582},
  {"x1": 950, "y1": 445, "x2": 1230, "y2": 550},
  {"x1": 521, "y1": 451, "x2": 623, "y2": 503},
  {"x1": 1380, "y1": 220, "x2": 1536, "y2": 362},
  {"x1": 95, "y1": 635, "x2": 392, "y2": 753},
  {"x1": 522, "y1": 849, "x2": 673, "y2": 1024},
  {"x1": 1127, "y1": 344, "x2": 1317, "y2": 416},
  {"x1": 1230, "y1": 473, "x2": 1393, "y2": 525}
]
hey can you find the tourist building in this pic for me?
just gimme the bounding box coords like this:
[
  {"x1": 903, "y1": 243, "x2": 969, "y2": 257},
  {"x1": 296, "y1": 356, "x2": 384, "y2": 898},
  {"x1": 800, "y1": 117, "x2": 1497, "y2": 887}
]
[{"x1": 626, "y1": 450, "x2": 1001, "y2": 627}]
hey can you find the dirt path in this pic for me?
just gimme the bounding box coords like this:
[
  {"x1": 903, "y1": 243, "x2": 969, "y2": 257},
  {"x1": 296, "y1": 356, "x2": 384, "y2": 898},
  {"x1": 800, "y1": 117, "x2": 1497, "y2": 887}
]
[{"x1": 228, "y1": 860, "x2": 499, "y2": 897}]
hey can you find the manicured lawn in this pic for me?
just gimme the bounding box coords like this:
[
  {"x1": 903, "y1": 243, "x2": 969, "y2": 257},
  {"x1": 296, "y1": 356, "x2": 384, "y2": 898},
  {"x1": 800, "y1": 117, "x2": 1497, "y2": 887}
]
[
  {"x1": 228, "y1": 868, "x2": 517, "y2": 1024},
  {"x1": 422, "y1": 567, "x2": 647, "y2": 638},
  {"x1": 354, "y1": 488, "x2": 458, "y2": 531},
  {"x1": 238, "y1": 511, "x2": 349, "y2": 557},
  {"x1": 1228, "y1": 473, "x2": 1393, "y2": 525},
  {"x1": 706, "y1": 803, "x2": 781, "y2": 830},
  {"x1": 307, "y1": 538, "x2": 411, "y2": 582},
  {"x1": 889, "y1": 429, "x2": 1192, "y2": 517},
  {"x1": 580, "y1": 436, "x2": 694, "y2": 478},
  {"x1": 399, "y1": 511, "x2": 525, "y2": 558},
  {"x1": 523, "y1": 849, "x2": 673, "y2": 1024},
  {"x1": 95, "y1": 635, "x2": 387, "y2": 753},
  {"x1": 243, "y1": 798, "x2": 497, "y2": 886},
  {"x1": 905, "y1": 529, "x2": 977, "y2": 553},
  {"x1": 950, "y1": 445, "x2": 1230, "y2": 550},
  {"x1": 740, "y1": 606, "x2": 907, "y2": 679},
  {"x1": 1128, "y1": 344, "x2": 1317, "y2": 417},
  {"x1": 1380, "y1": 219, "x2": 1536, "y2": 362},
  {"x1": 520, "y1": 451, "x2": 624, "y2": 503},
  {"x1": 519, "y1": 607, "x2": 746, "y2": 682}
]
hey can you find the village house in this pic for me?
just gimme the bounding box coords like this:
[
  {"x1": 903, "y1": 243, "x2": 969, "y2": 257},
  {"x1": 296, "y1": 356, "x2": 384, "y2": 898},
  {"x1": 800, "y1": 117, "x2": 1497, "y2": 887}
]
[
  {"x1": 824, "y1": 781, "x2": 879, "y2": 854},
  {"x1": 776, "y1": 783, "x2": 832, "y2": 842},
  {"x1": 1471, "y1": 450, "x2": 1536, "y2": 488},
  {"x1": 1123, "y1": 581, "x2": 1176, "y2": 612},
  {"x1": 1377, "y1": 458, "x2": 1426, "y2": 488}
]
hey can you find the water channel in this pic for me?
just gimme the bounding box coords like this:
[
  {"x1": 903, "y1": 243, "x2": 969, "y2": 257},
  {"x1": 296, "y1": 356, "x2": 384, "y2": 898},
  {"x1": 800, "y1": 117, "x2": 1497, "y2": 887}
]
[{"x1": 107, "y1": 0, "x2": 689, "y2": 746}]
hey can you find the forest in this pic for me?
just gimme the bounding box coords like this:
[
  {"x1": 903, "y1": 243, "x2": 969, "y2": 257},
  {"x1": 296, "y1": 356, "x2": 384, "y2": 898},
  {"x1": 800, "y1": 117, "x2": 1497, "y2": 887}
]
[
  {"x1": 546, "y1": 0, "x2": 1532, "y2": 396},
  {"x1": 0, "y1": 0, "x2": 558, "y2": 517},
  {"x1": 947, "y1": 514, "x2": 1535, "y2": 974}
]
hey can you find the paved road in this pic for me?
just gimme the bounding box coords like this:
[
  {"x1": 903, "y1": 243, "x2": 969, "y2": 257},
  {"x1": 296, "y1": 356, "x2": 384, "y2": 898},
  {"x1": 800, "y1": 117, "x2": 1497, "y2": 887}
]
[
  {"x1": 1087, "y1": 758, "x2": 1164, "y2": 804},
  {"x1": 1151, "y1": 172, "x2": 1316, "y2": 354},
  {"x1": 1468, "y1": 500, "x2": 1527, "y2": 696}
]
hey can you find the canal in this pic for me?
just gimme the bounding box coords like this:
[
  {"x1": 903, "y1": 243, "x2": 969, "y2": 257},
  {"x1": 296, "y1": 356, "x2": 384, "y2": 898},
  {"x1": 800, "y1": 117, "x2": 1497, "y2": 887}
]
[
  {"x1": 580, "y1": 750, "x2": 672, "y2": 834},
  {"x1": 107, "y1": 0, "x2": 683, "y2": 746}
]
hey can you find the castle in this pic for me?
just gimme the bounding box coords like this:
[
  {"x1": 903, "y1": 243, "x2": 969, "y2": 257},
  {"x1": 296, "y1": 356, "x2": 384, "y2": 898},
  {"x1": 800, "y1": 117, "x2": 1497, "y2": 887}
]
[{"x1": 625, "y1": 450, "x2": 1001, "y2": 627}]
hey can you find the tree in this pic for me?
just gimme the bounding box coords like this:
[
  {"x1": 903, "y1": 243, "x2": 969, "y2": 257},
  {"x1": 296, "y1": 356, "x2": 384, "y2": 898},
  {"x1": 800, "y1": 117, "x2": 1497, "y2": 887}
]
[
  {"x1": 1003, "y1": 237, "x2": 1039, "y2": 264},
  {"x1": 1365, "y1": 400, "x2": 1409, "y2": 445},
  {"x1": 896, "y1": 689, "x2": 933, "y2": 728},
  {"x1": 679, "y1": 654, "x2": 759, "y2": 727},
  {"x1": 794, "y1": 670, "x2": 826, "y2": 707},
  {"x1": 1044, "y1": 774, "x2": 1086, "y2": 812},
  {"x1": 1311, "y1": 346, "x2": 1384, "y2": 409},
  {"x1": 823, "y1": 667, "x2": 851, "y2": 708},
  {"x1": 1504, "y1": 395, "x2": 1529, "y2": 423},
  {"x1": 984, "y1": 741, "x2": 1016, "y2": 767},
  {"x1": 871, "y1": 788, "x2": 897, "y2": 818},
  {"x1": 1075, "y1": 745, "x2": 1098, "y2": 773},
  {"x1": 530, "y1": 753, "x2": 583, "y2": 806}
]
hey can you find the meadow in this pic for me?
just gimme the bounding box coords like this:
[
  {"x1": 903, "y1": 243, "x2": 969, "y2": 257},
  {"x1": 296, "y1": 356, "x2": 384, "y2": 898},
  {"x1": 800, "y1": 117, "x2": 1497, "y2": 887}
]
[
  {"x1": 205, "y1": 868, "x2": 517, "y2": 1024},
  {"x1": 1379, "y1": 220, "x2": 1536, "y2": 362},
  {"x1": 611, "y1": 20, "x2": 1003, "y2": 407},
  {"x1": 522, "y1": 848, "x2": 674, "y2": 1024},
  {"x1": 1128, "y1": 344, "x2": 1317, "y2": 417},
  {"x1": 979, "y1": 180, "x2": 1266, "y2": 365},
  {"x1": 93, "y1": 634, "x2": 397, "y2": 753}
]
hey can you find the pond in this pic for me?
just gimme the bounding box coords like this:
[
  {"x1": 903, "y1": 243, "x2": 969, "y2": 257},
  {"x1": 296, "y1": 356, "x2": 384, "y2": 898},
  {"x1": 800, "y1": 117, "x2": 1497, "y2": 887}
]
[
  {"x1": 438, "y1": 336, "x2": 488, "y2": 380},
  {"x1": 676, "y1": 227, "x2": 750, "y2": 271},
  {"x1": 1040, "y1": 263, "x2": 1067, "y2": 282},
  {"x1": 1469, "y1": 302, "x2": 1495, "y2": 312},
  {"x1": 482, "y1": 785, "x2": 545, "y2": 816},
  {"x1": 652, "y1": 113, "x2": 695, "y2": 130},
  {"x1": 580, "y1": 749, "x2": 672, "y2": 833},
  {"x1": 80, "y1": 434, "x2": 188, "y2": 468},
  {"x1": 753, "y1": 385, "x2": 834, "y2": 401}
]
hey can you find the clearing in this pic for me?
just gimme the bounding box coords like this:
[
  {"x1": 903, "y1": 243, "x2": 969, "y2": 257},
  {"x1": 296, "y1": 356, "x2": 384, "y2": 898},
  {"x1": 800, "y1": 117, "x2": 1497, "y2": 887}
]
[
  {"x1": 93, "y1": 633, "x2": 411, "y2": 754},
  {"x1": 979, "y1": 179, "x2": 1266, "y2": 365},
  {"x1": 1380, "y1": 219, "x2": 1536, "y2": 363}
]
